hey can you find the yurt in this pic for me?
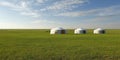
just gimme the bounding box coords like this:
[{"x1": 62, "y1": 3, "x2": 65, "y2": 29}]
[
  {"x1": 74, "y1": 28, "x2": 86, "y2": 34},
  {"x1": 94, "y1": 28, "x2": 105, "y2": 34},
  {"x1": 50, "y1": 27, "x2": 66, "y2": 34}
]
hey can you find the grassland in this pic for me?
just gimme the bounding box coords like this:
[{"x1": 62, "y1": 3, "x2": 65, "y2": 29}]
[{"x1": 0, "y1": 29, "x2": 120, "y2": 60}]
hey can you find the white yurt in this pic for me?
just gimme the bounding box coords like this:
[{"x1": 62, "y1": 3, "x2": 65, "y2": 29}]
[
  {"x1": 74, "y1": 28, "x2": 86, "y2": 34},
  {"x1": 50, "y1": 27, "x2": 66, "y2": 34},
  {"x1": 94, "y1": 28, "x2": 105, "y2": 34}
]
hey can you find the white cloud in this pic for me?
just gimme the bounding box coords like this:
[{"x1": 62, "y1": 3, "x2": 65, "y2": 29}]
[
  {"x1": 21, "y1": 12, "x2": 40, "y2": 17},
  {"x1": 40, "y1": 0, "x2": 88, "y2": 11},
  {"x1": 0, "y1": 1, "x2": 28, "y2": 10},
  {"x1": 36, "y1": 0, "x2": 46, "y2": 3},
  {"x1": 0, "y1": 1, "x2": 16, "y2": 8},
  {"x1": 19, "y1": 1, "x2": 28, "y2": 9},
  {"x1": 0, "y1": 1, "x2": 41, "y2": 17},
  {"x1": 57, "y1": 5, "x2": 120, "y2": 17}
]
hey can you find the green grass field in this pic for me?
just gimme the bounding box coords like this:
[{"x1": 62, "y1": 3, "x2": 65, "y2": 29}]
[{"x1": 0, "y1": 29, "x2": 120, "y2": 60}]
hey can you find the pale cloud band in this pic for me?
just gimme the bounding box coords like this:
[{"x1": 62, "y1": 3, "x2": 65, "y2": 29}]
[{"x1": 57, "y1": 5, "x2": 120, "y2": 17}]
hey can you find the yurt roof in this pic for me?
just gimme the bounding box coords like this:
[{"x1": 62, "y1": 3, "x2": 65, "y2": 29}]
[
  {"x1": 95, "y1": 28, "x2": 104, "y2": 30},
  {"x1": 75, "y1": 28, "x2": 86, "y2": 30},
  {"x1": 51, "y1": 27, "x2": 65, "y2": 30}
]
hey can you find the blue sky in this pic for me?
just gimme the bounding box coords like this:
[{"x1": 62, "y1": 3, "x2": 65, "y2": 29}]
[{"x1": 0, "y1": 0, "x2": 120, "y2": 29}]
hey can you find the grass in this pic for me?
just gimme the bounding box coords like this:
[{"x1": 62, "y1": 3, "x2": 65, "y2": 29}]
[{"x1": 0, "y1": 29, "x2": 120, "y2": 60}]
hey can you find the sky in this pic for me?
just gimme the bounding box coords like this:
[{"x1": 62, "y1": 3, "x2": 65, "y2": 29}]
[{"x1": 0, "y1": 0, "x2": 120, "y2": 29}]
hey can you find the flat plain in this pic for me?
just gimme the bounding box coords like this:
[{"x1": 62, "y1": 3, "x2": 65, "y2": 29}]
[{"x1": 0, "y1": 29, "x2": 120, "y2": 60}]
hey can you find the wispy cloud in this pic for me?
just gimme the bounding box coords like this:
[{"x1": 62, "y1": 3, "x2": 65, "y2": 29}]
[
  {"x1": 0, "y1": 0, "x2": 41, "y2": 17},
  {"x1": 0, "y1": 0, "x2": 88, "y2": 17},
  {"x1": 40, "y1": 0, "x2": 88, "y2": 12},
  {"x1": 57, "y1": 5, "x2": 120, "y2": 17},
  {"x1": 0, "y1": 1, "x2": 16, "y2": 8},
  {"x1": 36, "y1": 0, "x2": 46, "y2": 3},
  {"x1": 20, "y1": 11, "x2": 40, "y2": 17}
]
